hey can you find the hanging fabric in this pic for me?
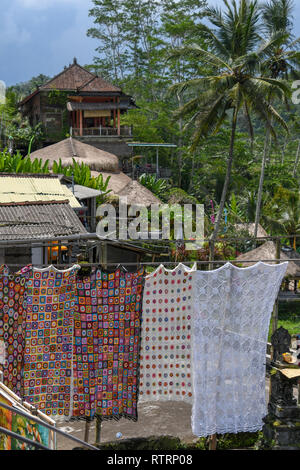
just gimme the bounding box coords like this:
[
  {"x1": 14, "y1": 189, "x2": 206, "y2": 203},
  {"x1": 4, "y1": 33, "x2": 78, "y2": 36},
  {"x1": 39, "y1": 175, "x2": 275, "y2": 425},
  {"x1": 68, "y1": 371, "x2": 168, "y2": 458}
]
[
  {"x1": 192, "y1": 261, "x2": 288, "y2": 437},
  {"x1": 139, "y1": 263, "x2": 196, "y2": 403},
  {"x1": 72, "y1": 266, "x2": 145, "y2": 422},
  {"x1": 23, "y1": 265, "x2": 80, "y2": 418},
  {"x1": 0, "y1": 268, "x2": 30, "y2": 397},
  {"x1": 0, "y1": 265, "x2": 9, "y2": 276}
]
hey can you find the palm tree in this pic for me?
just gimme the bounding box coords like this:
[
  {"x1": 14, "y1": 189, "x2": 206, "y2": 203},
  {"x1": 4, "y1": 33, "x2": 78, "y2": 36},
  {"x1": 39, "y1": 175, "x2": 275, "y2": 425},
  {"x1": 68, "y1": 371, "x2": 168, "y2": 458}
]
[
  {"x1": 170, "y1": 0, "x2": 288, "y2": 254},
  {"x1": 264, "y1": 191, "x2": 300, "y2": 249},
  {"x1": 277, "y1": 192, "x2": 300, "y2": 250},
  {"x1": 253, "y1": 0, "x2": 300, "y2": 238}
]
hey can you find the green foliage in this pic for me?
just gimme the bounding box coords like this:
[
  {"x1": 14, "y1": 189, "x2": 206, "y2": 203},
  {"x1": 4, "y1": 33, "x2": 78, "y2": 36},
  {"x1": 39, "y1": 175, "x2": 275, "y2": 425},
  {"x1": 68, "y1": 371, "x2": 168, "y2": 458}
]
[
  {"x1": 47, "y1": 89, "x2": 69, "y2": 107},
  {"x1": 138, "y1": 173, "x2": 169, "y2": 198},
  {"x1": 52, "y1": 158, "x2": 112, "y2": 203},
  {"x1": 166, "y1": 187, "x2": 199, "y2": 205},
  {"x1": 214, "y1": 432, "x2": 260, "y2": 450},
  {"x1": 0, "y1": 149, "x2": 49, "y2": 174},
  {"x1": 0, "y1": 86, "x2": 45, "y2": 151},
  {"x1": 9, "y1": 74, "x2": 50, "y2": 101}
]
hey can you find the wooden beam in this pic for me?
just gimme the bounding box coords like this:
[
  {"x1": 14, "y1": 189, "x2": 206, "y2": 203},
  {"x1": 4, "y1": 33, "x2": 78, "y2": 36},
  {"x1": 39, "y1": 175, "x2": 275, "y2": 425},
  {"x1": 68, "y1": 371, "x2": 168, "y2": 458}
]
[
  {"x1": 80, "y1": 110, "x2": 83, "y2": 136},
  {"x1": 113, "y1": 97, "x2": 116, "y2": 129}
]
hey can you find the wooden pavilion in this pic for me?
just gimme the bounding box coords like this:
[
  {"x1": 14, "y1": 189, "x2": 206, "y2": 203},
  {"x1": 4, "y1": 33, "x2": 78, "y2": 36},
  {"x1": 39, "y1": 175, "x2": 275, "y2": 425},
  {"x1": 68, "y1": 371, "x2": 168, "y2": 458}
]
[{"x1": 18, "y1": 59, "x2": 136, "y2": 154}]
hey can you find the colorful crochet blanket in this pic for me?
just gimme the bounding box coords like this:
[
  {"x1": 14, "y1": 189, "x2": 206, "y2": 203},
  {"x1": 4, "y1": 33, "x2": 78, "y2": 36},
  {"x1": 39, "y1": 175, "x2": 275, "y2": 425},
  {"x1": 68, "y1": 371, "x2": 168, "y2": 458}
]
[
  {"x1": 24, "y1": 265, "x2": 79, "y2": 417},
  {"x1": 72, "y1": 267, "x2": 145, "y2": 421},
  {"x1": 0, "y1": 267, "x2": 30, "y2": 397}
]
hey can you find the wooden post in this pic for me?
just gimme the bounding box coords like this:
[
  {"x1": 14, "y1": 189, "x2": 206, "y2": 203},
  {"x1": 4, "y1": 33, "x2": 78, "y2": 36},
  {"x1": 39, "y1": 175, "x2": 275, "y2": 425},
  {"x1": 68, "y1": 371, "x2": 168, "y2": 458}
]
[
  {"x1": 79, "y1": 110, "x2": 83, "y2": 136},
  {"x1": 58, "y1": 240, "x2": 62, "y2": 265},
  {"x1": 113, "y1": 97, "x2": 116, "y2": 129},
  {"x1": 270, "y1": 237, "x2": 282, "y2": 399},
  {"x1": 271, "y1": 238, "x2": 281, "y2": 336},
  {"x1": 208, "y1": 239, "x2": 214, "y2": 271},
  {"x1": 95, "y1": 419, "x2": 102, "y2": 445},
  {"x1": 84, "y1": 421, "x2": 90, "y2": 443},
  {"x1": 117, "y1": 98, "x2": 120, "y2": 136},
  {"x1": 209, "y1": 433, "x2": 217, "y2": 450}
]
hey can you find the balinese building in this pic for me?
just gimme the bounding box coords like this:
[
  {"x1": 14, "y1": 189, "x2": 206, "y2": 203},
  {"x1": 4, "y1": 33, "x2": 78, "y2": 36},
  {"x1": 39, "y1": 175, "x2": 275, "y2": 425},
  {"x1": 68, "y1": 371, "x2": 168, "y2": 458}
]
[{"x1": 18, "y1": 58, "x2": 136, "y2": 157}]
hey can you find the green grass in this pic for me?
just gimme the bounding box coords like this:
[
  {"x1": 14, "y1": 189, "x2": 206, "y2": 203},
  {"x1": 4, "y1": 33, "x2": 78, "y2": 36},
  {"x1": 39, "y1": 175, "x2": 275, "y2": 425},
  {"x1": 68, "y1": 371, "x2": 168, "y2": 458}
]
[{"x1": 268, "y1": 301, "x2": 300, "y2": 340}]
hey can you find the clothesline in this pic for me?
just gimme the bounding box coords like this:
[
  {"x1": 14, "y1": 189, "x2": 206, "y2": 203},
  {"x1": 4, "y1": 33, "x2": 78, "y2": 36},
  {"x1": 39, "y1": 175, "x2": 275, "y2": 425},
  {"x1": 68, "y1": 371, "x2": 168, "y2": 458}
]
[
  {"x1": 0, "y1": 233, "x2": 299, "y2": 246},
  {"x1": 1, "y1": 259, "x2": 292, "y2": 268}
]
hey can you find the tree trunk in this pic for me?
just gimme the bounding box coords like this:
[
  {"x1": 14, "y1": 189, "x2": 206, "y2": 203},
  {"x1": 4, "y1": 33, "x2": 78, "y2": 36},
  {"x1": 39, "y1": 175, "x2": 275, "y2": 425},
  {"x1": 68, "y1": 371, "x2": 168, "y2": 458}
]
[
  {"x1": 177, "y1": 92, "x2": 183, "y2": 188},
  {"x1": 281, "y1": 135, "x2": 288, "y2": 165},
  {"x1": 210, "y1": 107, "x2": 238, "y2": 254},
  {"x1": 188, "y1": 153, "x2": 195, "y2": 192},
  {"x1": 254, "y1": 127, "x2": 271, "y2": 239},
  {"x1": 293, "y1": 139, "x2": 300, "y2": 178}
]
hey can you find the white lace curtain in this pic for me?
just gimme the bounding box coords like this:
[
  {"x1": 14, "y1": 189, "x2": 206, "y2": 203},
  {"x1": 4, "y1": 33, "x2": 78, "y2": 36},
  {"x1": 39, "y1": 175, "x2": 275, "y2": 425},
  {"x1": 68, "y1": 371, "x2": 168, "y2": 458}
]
[{"x1": 192, "y1": 262, "x2": 288, "y2": 437}]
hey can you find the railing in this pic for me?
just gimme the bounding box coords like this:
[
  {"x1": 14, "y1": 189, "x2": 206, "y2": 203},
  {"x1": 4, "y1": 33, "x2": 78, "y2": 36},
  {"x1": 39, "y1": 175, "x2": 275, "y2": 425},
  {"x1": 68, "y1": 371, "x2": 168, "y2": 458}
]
[
  {"x1": 0, "y1": 400, "x2": 99, "y2": 451},
  {"x1": 72, "y1": 126, "x2": 133, "y2": 137},
  {"x1": 123, "y1": 163, "x2": 173, "y2": 179}
]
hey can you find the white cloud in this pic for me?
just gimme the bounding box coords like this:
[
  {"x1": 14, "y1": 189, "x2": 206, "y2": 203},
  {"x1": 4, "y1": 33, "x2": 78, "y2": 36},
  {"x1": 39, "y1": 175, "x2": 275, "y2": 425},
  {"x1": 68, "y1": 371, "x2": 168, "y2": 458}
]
[
  {"x1": 0, "y1": 10, "x2": 31, "y2": 46},
  {"x1": 16, "y1": 0, "x2": 85, "y2": 10}
]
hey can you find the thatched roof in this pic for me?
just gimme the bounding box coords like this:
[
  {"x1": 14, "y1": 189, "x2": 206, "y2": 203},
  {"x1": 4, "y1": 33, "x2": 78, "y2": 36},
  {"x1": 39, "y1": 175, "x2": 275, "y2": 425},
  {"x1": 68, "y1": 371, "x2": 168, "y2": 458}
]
[
  {"x1": 91, "y1": 170, "x2": 161, "y2": 206},
  {"x1": 30, "y1": 138, "x2": 119, "y2": 173},
  {"x1": 236, "y1": 241, "x2": 300, "y2": 277},
  {"x1": 234, "y1": 223, "x2": 268, "y2": 239},
  {"x1": 118, "y1": 180, "x2": 161, "y2": 206}
]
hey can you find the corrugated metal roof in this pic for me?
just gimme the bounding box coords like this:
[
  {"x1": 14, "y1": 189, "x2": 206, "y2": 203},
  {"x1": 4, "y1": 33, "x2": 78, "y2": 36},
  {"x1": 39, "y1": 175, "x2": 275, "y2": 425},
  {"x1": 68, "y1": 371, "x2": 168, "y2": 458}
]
[
  {"x1": 72, "y1": 184, "x2": 103, "y2": 200},
  {"x1": 0, "y1": 175, "x2": 81, "y2": 208},
  {"x1": 0, "y1": 200, "x2": 87, "y2": 240}
]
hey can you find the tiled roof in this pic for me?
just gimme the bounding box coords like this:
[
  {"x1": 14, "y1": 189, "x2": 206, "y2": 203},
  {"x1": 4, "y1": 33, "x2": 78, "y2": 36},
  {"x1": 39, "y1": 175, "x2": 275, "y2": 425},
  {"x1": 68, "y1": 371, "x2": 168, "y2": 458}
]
[
  {"x1": 0, "y1": 174, "x2": 81, "y2": 208},
  {"x1": 40, "y1": 63, "x2": 94, "y2": 91},
  {"x1": 0, "y1": 200, "x2": 87, "y2": 240},
  {"x1": 39, "y1": 63, "x2": 121, "y2": 93},
  {"x1": 78, "y1": 76, "x2": 121, "y2": 93}
]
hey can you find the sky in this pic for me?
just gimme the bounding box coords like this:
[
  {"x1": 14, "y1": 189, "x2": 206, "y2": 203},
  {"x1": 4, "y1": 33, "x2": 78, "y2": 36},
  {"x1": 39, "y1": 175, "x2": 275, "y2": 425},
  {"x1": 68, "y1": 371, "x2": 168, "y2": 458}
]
[{"x1": 1, "y1": 0, "x2": 300, "y2": 87}]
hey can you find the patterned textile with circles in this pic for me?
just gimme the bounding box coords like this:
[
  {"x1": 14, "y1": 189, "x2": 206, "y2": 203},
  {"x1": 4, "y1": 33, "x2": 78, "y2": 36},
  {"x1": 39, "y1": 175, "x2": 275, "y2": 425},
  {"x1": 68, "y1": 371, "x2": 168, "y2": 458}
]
[
  {"x1": 72, "y1": 267, "x2": 145, "y2": 422},
  {"x1": 139, "y1": 263, "x2": 196, "y2": 403},
  {"x1": 23, "y1": 266, "x2": 79, "y2": 417},
  {"x1": 0, "y1": 266, "x2": 30, "y2": 397}
]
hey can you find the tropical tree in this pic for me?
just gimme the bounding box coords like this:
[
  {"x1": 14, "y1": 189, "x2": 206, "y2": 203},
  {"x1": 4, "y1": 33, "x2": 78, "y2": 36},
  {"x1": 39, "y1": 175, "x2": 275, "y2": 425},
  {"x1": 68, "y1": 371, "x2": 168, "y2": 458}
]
[
  {"x1": 170, "y1": 0, "x2": 289, "y2": 256},
  {"x1": 264, "y1": 190, "x2": 300, "y2": 249},
  {"x1": 253, "y1": 0, "x2": 300, "y2": 238}
]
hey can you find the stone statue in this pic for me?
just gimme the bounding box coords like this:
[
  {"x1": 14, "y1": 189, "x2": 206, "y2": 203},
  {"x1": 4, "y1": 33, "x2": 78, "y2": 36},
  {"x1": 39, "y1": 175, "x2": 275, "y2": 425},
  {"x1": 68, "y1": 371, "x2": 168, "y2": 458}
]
[{"x1": 271, "y1": 326, "x2": 291, "y2": 363}]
